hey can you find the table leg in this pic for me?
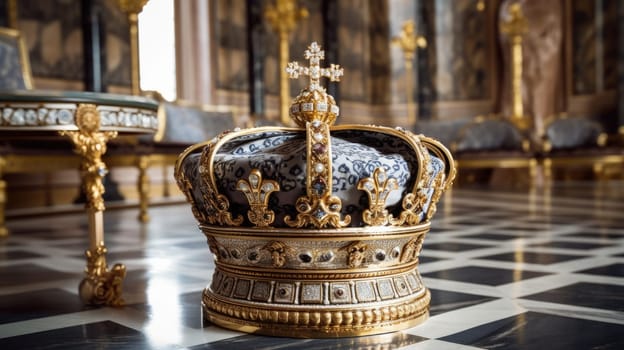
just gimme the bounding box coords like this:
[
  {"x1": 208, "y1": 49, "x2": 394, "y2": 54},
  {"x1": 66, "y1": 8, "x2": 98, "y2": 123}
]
[{"x1": 60, "y1": 104, "x2": 126, "y2": 306}]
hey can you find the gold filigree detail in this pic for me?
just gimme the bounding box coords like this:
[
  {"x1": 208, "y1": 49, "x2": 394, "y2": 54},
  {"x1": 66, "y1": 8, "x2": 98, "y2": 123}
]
[
  {"x1": 285, "y1": 195, "x2": 350, "y2": 228},
  {"x1": 60, "y1": 104, "x2": 117, "y2": 212},
  {"x1": 389, "y1": 191, "x2": 428, "y2": 226},
  {"x1": 340, "y1": 241, "x2": 368, "y2": 268},
  {"x1": 425, "y1": 171, "x2": 446, "y2": 221},
  {"x1": 236, "y1": 169, "x2": 280, "y2": 227},
  {"x1": 285, "y1": 120, "x2": 350, "y2": 228},
  {"x1": 400, "y1": 235, "x2": 425, "y2": 263},
  {"x1": 358, "y1": 167, "x2": 399, "y2": 226},
  {"x1": 206, "y1": 235, "x2": 231, "y2": 261},
  {"x1": 262, "y1": 241, "x2": 290, "y2": 268},
  {"x1": 198, "y1": 143, "x2": 243, "y2": 226},
  {"x1": 78, "y1": 242, "x2": 126, "y2": 306},
  {"x1": 203, "y1": 288, "x2": 430, "y2": 332},
  {"x1": 176, "y1": 171, "x2": 209, "y2": 225},
  {"x1": 388, "y1": 131, "x2": 436, "y2": 226}
]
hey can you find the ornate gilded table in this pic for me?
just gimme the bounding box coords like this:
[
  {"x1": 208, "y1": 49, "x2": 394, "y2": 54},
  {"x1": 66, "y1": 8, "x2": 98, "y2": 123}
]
[{"x1": 0, "y1": 89, "x2": 159, "y2": 306}]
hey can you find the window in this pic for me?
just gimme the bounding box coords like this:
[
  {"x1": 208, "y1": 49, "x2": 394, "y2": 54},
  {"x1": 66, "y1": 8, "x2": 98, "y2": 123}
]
[{"x1": 139, "y1": 0, "x2": 176, "y2": 100}]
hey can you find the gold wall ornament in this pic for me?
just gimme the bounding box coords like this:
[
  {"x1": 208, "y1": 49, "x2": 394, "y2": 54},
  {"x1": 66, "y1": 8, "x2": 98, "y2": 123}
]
[
  {"x1": 501, "y1": 3, "x2": 530, "y2": 130},
  {"x1": 236, "y1": 169, "x2": 280, "y2": 227},
  {"x1": 117, "y1": 0, "x2": 149, "y2": 95},
  {"x1": 265, "y1": 0, "x2": 308, "y2": 125},
  {"x1": 392, "y1": 20, "x2": 427, "y2": 126},
  {"x1": 358, "y1": 167, "x2": 399, "y2": 226},
  {"x1": 79, "y1": 242, "x2": 126, "y2": 306}
]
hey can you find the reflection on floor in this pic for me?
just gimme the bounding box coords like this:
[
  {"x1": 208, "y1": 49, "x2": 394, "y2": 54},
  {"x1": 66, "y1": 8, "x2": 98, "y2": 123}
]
[{"x1": 1, "y1": 182, "x2": 623, "y2": 349}]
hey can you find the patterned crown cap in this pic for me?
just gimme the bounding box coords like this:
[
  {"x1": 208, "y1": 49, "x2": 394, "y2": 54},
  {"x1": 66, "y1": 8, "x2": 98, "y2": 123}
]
[{"x1": 175, "y1": 42, "x2": 456, "y2": 231}]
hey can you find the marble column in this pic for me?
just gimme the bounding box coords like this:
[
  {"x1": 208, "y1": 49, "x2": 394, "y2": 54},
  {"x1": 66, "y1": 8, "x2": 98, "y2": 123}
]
[
  {"x1": 322, "y1": 0, "x2": 340, "y2": 105},
  {"x1": 499, "y1": 0, "x2": 564, "y2": 137},
  {"x1": 415, "y1": 0, "x2": 432, "y2": 120},
  {"x1": 618, "y1": 0, "x2": 624, "y2": 137},
  {"x1": 246, "y1": 0, "x2": 265, "y2": 122},
  {"x1": 175, "y1": 0, "x2": 214, "y2": 105},
  {"x1": 81, "y1": 0, "x2": 106, "y2": 92}
]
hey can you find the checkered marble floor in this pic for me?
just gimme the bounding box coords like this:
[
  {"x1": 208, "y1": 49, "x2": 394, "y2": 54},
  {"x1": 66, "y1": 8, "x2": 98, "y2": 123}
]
[{"x1": 1, "y1": 181, "x2": 623, "y2": 349}]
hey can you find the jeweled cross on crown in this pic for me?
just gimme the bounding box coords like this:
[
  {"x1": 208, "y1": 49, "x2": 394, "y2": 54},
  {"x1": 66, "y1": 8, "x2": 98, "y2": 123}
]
[{"x1": 286, "y1": 42, "x2": 343, "y2": 90}]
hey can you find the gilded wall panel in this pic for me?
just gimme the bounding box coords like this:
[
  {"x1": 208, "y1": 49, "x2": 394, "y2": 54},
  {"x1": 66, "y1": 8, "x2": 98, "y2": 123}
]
[
  {"x1": 571, "y1": 0, "x2": 596, "y2": 95},
  {"x1": 430, "y1": 0, "x2": 490, "y2": 101},
  {"x1": 337, "y1": 0, "x2": 370, "y2": 103},
  {"x1": 16, "y1": 0, "x2": 130, "y2": 87},
  {"x1": 602, "y1": 0, "x2": 617, "y2": 91},
  {"x1": 215, "y1": 0, "x2": 248, "y2": 92}
]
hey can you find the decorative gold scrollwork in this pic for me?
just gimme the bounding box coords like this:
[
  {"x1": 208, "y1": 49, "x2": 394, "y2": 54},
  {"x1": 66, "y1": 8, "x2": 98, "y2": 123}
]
[
  {"x1": 358, "y1": 167, "x2": 399, "y2": 226},
  {"x1": 425, "y1": 171, "x2": 446, "y2": 221},
  {"x1": 340, "y1": 241, "x2": 368, "y2": 268},
  {"x1": 389, "y1": 191, "x2": 428, "y2": 226},
  {"x1": 236, "y1": 169, "x2": 280, "y2": 227},
  {"x1": 262, "y1": 241, "x2": 290, "y2": 268},
  {"x1": 79, "y1": 242, "x2": 126, "y2": 306},
  {"x1": 400, "y1": 235, "x2": 425, "y2": 263},
  {"x1": 198, "y1": 143, "x2": 243, "y2": 226}
]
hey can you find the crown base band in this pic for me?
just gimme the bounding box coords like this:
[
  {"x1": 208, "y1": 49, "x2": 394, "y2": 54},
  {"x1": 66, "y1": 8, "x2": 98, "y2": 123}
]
[{"x1": 202, "y1": 263, "x2": 430, "y2": 338}]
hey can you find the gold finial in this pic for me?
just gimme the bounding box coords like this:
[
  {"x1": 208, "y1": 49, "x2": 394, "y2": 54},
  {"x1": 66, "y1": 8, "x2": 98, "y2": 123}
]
[
  {"x1": 392, "y1": 20, "x2": 427, "y2": 63},
  {"x1": 286, "y1": 42, "x2": 343, "y2": 127},
  {"x1": 501, "y1": 3, "x2": 528, "y2": 37},
  {"x1": 265, "y1": 0, "x2": 308, "y2": 35}
]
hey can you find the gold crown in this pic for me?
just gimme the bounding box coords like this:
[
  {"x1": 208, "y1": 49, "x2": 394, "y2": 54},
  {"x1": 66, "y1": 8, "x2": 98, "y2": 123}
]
[{"x1": 175, "y1": 42, "x2": 455, "y2": 338}]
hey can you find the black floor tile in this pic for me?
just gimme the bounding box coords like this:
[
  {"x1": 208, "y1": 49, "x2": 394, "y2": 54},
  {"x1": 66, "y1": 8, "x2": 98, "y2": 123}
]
[
  {"x1": 422, "y1": 266, "x2": 552, "y2": 286},
  {"x1": 418, "y1": 255, "x2": 447, "y2": 264},
  {"x1": 460, "y1": 233, "x2": 531, "y2": 241},
  {"x1": 529, "y1": 241, "x2": 615, "y2": 250},
  {"x1": 562, "y1": 232, "x2": 624, "y2": 240},
  {"x1": 428, "y1": 288, "x2": 498, "y2": 316},
  {"x1": 477, "y1": 251, "x2": 587, "y2": 265},
  {"x1": 575, "y1": 263, "x2": 624, "y2": 278},
  {"x1": 0, "y1": 288, "x2": 90, "y2": 324},
  {"x1": 0, "y1": 250, "x2": 46, "y2": 260},
  {"x1": 521, "y1": 282, "x2": 624, "y2": 312},
  {"x1": 440, "y1": 311, "x2": 624, "y2": 350},
  {"x1": 0, "y1": 263, "x2": 79, "y2": 287},
  {"x1": 424, "y1": 242, "x2": 492, "y2": 252},
  {"x1": 0, "y1": 321, "x2": 153, "y2": 350}
]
